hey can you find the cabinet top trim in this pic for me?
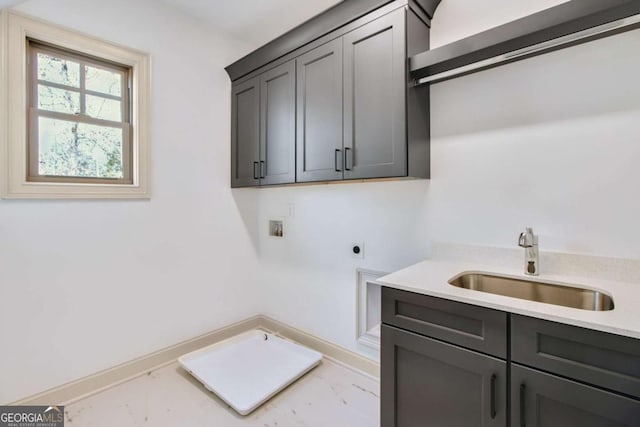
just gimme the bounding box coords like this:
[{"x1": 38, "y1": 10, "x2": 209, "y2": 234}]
[{"x1": 225, "y1": 0, "x2": 425, "y2": 82}]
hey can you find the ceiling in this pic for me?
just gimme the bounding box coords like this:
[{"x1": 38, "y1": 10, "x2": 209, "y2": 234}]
[
  {"x1": 1, "y1": 0, "x2": 342, "y2": 48},
  {"x1": 160, "y1": 0, "x2": 343, "y2": 48},
  {"x1": 3, "y1": 0, "x2": 574, "y2": 49}
]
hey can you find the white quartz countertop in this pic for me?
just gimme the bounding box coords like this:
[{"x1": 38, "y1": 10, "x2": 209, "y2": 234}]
[{"x1": 376, "y1": 259, "x2": 640, "y2": 339}]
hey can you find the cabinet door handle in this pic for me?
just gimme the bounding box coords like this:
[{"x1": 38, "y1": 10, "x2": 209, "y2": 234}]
[
  {"x1": 335, "y1": 149, "x2": 342, "y2": 172},
  {"x1": 260, "y1": 161, "x2": 265, "y2": 179},
  {"x1": 253, "y1": 161, "x2": 259, "y2": 180},
  {"x1": 520, "y1": 383, "x2": 526, "y2": 427},
  {"x1": 490, "y1": 374, "x2": 497, "y2": 419},
  {"x1": 344, "y1": 147, "x2": 352, "y2": 171}
]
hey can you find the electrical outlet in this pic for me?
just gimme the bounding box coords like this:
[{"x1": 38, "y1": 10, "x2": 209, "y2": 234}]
[{"x1": 351, "y1": 242, "x2": 365, "y2": 259}]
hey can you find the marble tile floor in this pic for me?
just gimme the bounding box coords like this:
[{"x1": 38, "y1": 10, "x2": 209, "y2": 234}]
[{"x1": 64, "y1": 359, "x2": 380, "y2": 427}]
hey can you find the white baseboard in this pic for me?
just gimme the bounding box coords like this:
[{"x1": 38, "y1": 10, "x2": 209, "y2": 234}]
[
  {"x1": 12, "y1": 315, "x2": 263, "y2": 406},
  {"x1": 259, "y1": 315, "x2": 379, "y2": 380},
  {"x1": 11, "y1": 315, "x2": 379, "y2": 406}
]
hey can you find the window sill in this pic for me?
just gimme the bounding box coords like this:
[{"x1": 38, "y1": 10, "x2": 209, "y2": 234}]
[{"x1": 2, "y1": 181, "x2": 150, "y2": 199}]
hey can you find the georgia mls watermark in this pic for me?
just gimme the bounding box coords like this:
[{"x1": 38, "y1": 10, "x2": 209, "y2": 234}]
[{"x1": 0, "y1": 406, "x2": 64, "y2": 427}]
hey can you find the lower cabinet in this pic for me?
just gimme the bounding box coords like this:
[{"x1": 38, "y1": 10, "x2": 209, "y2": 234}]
[
  {"x1": 381, "y1": 288, "x2": 640, "y2": 427},
  {"x1": 381, "y1": 324, "x2": 506, "y2": 427},
  {"x1": 512, "y1": 364, "x2": 640, "y2": 427}
]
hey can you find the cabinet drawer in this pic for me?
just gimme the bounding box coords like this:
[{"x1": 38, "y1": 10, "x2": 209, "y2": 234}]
[
  {"x1": 382, "y1": 287, "x2": 507, "y2": 358},
  {"x1": 511, "y1": 364, "x2": 640, "y2": 427},
  {"x1": 512, "y1": 314, "x2": 640, "y2": 398}
]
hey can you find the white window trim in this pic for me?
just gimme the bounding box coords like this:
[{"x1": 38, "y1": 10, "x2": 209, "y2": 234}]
[{"x1": 0, "y1": 11, "x2": 151, "y2": 199}]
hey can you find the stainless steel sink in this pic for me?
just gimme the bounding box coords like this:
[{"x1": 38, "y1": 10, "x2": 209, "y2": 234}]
[{"x1": 448, "y1": 273, "x2": 614, "y2": 311}]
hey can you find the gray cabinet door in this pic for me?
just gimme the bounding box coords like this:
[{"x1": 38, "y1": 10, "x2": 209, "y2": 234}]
[
  {"x1": 231, "y1": 77, "x2": 260, "y2": 187},
  {"x1": 296, "y1": 39, "x2": 343, "y2": 182},
  {"x1": 343, "y1": 8, "x2": 407, "y2": 180},
  {"x1": 512, "y1": 364, "x2": 640, "y2": 427},
  {"x1": 259, "y1": 61, "x2": 296, "y2": 185},
  {"x1": 381, "y1": 324, "x2": 506, "y2": 427}
]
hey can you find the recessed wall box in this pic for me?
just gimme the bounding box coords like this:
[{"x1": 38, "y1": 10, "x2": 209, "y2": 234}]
[
  {"x1": 356, "y1": 268, "x2": 388, "y2": 350},
  {"x1": 269, "y1": 220, "x2": 284, "y2": 237}
]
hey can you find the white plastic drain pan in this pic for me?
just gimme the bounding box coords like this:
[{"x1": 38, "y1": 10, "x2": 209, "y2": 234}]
[{"x1": 179, "y1": 330, "x2": 322, "y2": 415}]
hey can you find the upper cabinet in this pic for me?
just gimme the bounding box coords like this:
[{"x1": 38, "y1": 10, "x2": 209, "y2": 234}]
[
  {"x1": 231, "y1": 61, "x2": 295, "y2": 187},
  {"x1": 228, "y1": 1, "x2": 432, "y2": 188},
  {"x1": 296, "y1": 39, "x2": 343, "y2": 183},
  {"x1": 259, "y1": 62, "x2": 296, "y2": 186},
  {"x1": 229, "y1": 0, "x2": 640, "y2": 187},
  {"x1": 231, "y1": 77, "x2": 260, "y2": 188},
  {"x1": 343, "y1": 9, "x2": 407, "y2": 180}
]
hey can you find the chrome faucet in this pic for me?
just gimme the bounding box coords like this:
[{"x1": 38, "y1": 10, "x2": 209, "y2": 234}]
[{"x1": 518, "y1": 227, "x2": 539, "y2": 276}]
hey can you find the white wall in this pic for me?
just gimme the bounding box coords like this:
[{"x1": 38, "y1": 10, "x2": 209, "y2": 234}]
[
  {"x1": 258, "y1": 181, "x2": 432, "y2": 359},
  {"x1": 258, "y1": 5, "x2": 640, "y2": 358},
  {"x1": 0, "y1": 0, "x2": 23, "y2": 9},
  {"x1": 0, "y1": 0, "x2": 259, "y2": 403},
  {"x1": 426, "y1": 30, "x2": 640, "y2": 255}
]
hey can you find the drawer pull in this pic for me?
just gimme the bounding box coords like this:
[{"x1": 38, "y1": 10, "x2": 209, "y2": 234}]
[
  {"x1": 520, "y1": 383, "x2": 526, "y2": 427},
  {"x1": 344, "y1": 147, "x2": 352, "y2": 171},
  {"x1": 490, "y1": 374, "x2": 497, "y2": 419}
]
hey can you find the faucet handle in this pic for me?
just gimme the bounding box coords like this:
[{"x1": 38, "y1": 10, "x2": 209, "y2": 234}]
[{"x1": 518, "y1": 228, "x2": 535, "y2": 248}]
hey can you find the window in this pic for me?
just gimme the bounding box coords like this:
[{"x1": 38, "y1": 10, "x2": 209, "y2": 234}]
[
  {"x1": 28, "y1": 41, "x2": 132, "y2": 184},
  {"x1": 1, "y1": 11, "x2": 150, "y2": 198}
]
